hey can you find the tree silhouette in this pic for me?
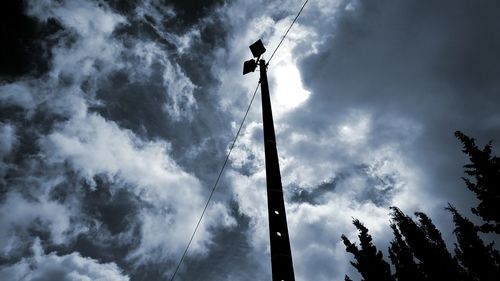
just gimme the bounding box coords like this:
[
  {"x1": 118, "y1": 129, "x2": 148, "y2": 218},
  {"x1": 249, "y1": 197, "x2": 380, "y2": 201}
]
[
  {"x1": 341, "y1": 132, "x2": 500, "y2": 281},
  {"x1": 455, "y1": 131, "x2": 500, "y2": 234},
  {"x1": 414, "y1": 212, "x2": 447, "y2": 251},
  {"x1": 447, "y1": 204, "x2": 500, "y2": 281},
  {"x1": 388, "y1": 224, "x2": 423, "y2": 281},
  {"x1": 341, "y1": 219, "x2": 395, "y2": 281},
  {"x1": 390, "y1": 207, "x2": 463, "y2": 281}
]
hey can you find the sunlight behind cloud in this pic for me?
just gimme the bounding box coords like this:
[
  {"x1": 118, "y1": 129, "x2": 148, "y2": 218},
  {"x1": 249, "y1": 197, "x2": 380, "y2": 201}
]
[
  {"x1": 274, "y1": 61, "x2": 311, "y2": 112},
  {"x1": 264, "y1": 15, "x2": 313, "y2": 117},
  {"x1": 338, "y1": 112, "x2": 371, "y2": 145}
]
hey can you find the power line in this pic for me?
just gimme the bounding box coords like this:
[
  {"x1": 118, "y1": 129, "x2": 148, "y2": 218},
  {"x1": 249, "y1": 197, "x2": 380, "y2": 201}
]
[
  {"x1": 267, "y1": 0, "x2": 310, "y2": 66},
  {"x1": 168, "y1": 82, "x2": 260, "y2": 281},
  {"x1": 168, "y1": 1, "x2": 310, "y2": 279}
]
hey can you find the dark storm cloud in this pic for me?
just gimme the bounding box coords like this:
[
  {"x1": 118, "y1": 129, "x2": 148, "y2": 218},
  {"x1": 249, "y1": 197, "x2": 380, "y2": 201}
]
[
  {"x1": 2, "y1": 0, "x2": 499, "y2": 280},
  {"x1": 296, "y1": 0, "x2": 500, "y2": 208},
  {"x1": 0, "y1": 1, "x2": 63, "y2": 79},
  {"x1": 300, "y1": 0, "x2": 500, "y2": 115},
  {"x1": 0, "y1": 239, "x2": 129, "y2": 280},
  {"x1": 104, "y1": 0, "x2": 225, "y2": 31},
  {"x1": 218, "y1": 1, "x2": 500, "y2": 280},
  {"x1": 289, "y1": 164, "x2": 397, "y2": 206},
  {"x1": 0, "y1": 0, "x2": 238, "y2": 280},
  {"x1": 89, "y1": 0, "x2": 235, "y2": 185},
  {"x1": 279, "y1": 1, "x2": 500, "y2": 277}
]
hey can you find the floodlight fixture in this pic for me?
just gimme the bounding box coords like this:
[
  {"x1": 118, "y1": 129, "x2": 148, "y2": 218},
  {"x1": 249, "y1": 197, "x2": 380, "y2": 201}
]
[
  {"x1": 243, "y1": 40, "x2": 266, "y2": 75},
  {"x1": 249, "y1": 39, "x2": 266, "y2": 58},
  {"x1": 243, "y1": 59, "x2": 257, "y2": 75},
  {"x1": 241, "y1": 37, "x2": 296, "y2": 281}
]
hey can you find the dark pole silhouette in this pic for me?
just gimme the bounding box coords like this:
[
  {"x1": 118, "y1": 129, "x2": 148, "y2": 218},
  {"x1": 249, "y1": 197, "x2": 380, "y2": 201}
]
[
  {"x1": 244, "y1": 40, "x2": 296, "y2": 281},
  {"x1": 260, "y1": 58, "x2": 296, "y2": 281}
]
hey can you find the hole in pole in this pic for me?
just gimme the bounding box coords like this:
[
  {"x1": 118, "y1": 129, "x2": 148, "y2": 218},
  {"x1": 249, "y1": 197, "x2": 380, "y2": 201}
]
[
  {"x1": 276, "y1": 232, "x2": 282, "y2": 237},
  {"x1": 274, "y1": 210, "x2": 279, "y2": 215}
]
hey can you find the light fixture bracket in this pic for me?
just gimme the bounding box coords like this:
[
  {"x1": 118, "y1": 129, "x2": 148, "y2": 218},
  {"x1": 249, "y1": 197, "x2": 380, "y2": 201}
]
[{"x1": 243, "y1": 39, "x2": 267, "y2": 75}]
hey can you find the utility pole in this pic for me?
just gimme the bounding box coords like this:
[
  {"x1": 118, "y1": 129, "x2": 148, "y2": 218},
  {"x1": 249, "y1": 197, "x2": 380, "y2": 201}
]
[{"x1": 244, "y1": 40, "x2": 296, "y2": 281}]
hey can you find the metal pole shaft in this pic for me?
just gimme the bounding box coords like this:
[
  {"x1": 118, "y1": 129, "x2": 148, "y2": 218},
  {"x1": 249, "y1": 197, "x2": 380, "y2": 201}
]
[{"x1": 259, "y1": 59, "x2": 296, "y2": 281}]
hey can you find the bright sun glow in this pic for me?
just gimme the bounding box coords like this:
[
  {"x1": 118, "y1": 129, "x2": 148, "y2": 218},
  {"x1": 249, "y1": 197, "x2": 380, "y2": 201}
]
[
  {"x1": 338, "y1": 113, "x2": 371, "y2": 144},
  {"x1": 272, "y1": 60, "x2": 310, "y2": 115}
]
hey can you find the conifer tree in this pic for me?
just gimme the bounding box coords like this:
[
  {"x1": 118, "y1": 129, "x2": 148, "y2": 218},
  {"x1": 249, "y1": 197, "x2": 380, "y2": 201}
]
[
  {"x1": 414, "y1": 212, "x2": 447, "y2": 251},
  {"x1": 447, "y1": 204, "x2": 500, "y2": 281},
  {"x1": 390, "y1": 207, "x2": 463, "y2": 281},
  {"x1": 388, "y1": 224, "x2": 423, "y2": 281},
  {"x1": 341, "y1": 219, "x2": 395, "y2": 281},
  {"x1": 455, "y1": 131, "x2": 500, "y2": 233},
  {"x1": 340, "y1": 132, "x2": 500, "y2": 281}
]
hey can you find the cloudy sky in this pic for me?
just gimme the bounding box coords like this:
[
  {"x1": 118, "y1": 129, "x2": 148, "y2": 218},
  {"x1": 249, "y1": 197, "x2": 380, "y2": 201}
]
[{"x1": 1, "y1": 0, "x2": 499, "y2": 280}]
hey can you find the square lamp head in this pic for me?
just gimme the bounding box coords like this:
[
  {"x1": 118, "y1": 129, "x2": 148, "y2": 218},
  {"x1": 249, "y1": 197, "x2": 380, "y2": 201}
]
[
  {"x1": 249, "y1": 39, "x2": 266, "y2": 58},
  {"x1": 243, "y1": 59, "x2": 257, "y2": 75}
]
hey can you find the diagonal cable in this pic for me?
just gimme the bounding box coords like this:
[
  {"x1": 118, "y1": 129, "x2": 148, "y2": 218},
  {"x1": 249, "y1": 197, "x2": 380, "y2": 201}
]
[
  {"x1": 169, "y1": 1, "x2": 311, "y2": 279},
  {"x1": 168, "y1": 82, "x2": 260, "y2": 281},
  {"x1": 267, "y1": 0, "x2": 310, "y2": 66}
]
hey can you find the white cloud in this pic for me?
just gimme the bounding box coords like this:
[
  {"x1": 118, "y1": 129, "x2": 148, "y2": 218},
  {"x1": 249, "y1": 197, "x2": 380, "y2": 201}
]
[
  {"x1": 214, "y1": 0, "x2": 321, "y2": 120},
  {"x1": 24, "y1": 0, "x2": 197, "y2": 128},
  {"x1": 216, "y1": 3, "x2": 419, "y2": 278},
  {"x1": 0, "y1": 238, "x2": 129, "y2": 281},
  {"x1": 218, "y1": 0, "x2": 500, "y2": 278},
  {"x1": 0, "y1": 192, "x2": 81, "y2": 258},
  {"x1": 288, "y1": 199, "x2": 390, "y2": 281},
  {"x1": 129, "y1": 41, "x2": 198, "y2": 121},
  {"x1": 132, "y1": 0, "x2": 201, "y2": 54},
  {"x1": 0, "y1": 83, "x2": 36, "y2": 112},
  {"x1": 337, "y1": 111, "x2": 371, "y2": 145},
  {"x1": 0, "y1": 123, "x2": 17, "y2": 158},
  {"x1": 26, "y1": 0, "x2": 126, "y2": 82},
  {"x1": 39, "y1": 107, "x2": 233, "y2": 264},
  {"x1": 272, "y1": 57, "x2": 311, "y2": 116},
  {"x1": 4, "y1": 0, "x2": 493, "y2": 280},
  {"x1": 228, "y1": 162, "x2": 398, "y2": 280},
  {"x1": 1, "y1": 0, "x2": 227, "y2": 272},
  {"x1": 161, "y1": 55, "x2": 198, "y2": 121}
]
